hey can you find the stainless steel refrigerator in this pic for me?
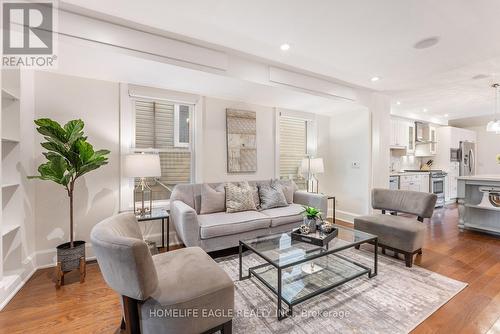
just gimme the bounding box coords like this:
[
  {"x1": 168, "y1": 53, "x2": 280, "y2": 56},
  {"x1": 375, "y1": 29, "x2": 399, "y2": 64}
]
[{"x1": 459, "y1": 141, "x2": 476, "y2": 176}]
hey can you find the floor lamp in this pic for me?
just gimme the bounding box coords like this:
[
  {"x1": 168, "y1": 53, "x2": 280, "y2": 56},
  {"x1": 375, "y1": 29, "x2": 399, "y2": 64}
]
[{"x1": 301, "y1": 157, "x2": 324, "y2": 193}]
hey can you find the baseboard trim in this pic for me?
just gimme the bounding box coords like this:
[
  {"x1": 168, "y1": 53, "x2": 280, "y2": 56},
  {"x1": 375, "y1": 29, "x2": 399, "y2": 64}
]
[
  {"x1": 335, "y1": 210, "x2": 359, "y2": 224},
  {"x1": 0, "y1": 254, "x2": 37, "y2": 311}
]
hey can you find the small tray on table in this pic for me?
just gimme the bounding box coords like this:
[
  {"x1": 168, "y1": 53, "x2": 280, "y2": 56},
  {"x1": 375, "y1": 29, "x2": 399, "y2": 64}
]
[{"x1": 291, "y1": 226, "x2": 338, "y2": 246}]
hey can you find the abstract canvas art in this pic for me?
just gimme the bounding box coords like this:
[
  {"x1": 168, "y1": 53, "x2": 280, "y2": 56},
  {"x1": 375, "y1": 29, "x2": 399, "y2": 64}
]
[{"x1": 226, "y1": 109, "x2": 257, "y2": 173}]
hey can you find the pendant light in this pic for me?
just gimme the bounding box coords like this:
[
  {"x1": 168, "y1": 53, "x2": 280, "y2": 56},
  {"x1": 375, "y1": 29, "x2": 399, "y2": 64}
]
[{"x1": 486, "y1": 83, "x2": 500, "y2": 133}]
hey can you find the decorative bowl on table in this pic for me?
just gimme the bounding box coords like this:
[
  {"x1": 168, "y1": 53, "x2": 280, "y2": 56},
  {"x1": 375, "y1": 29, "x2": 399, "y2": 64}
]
[{"x1": 489, "y1": 193, "x2": 500, "y2": 207}]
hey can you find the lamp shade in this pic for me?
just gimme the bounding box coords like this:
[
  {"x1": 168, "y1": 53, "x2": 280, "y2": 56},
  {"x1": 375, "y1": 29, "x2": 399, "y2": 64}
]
[
  {"x1": 123, "y1": 153, "x2": 161, "y2": 177},
  {"x1": 486, "y1": 119, "x2": 500, "y2": 133},
  {"x1": 300, "y1": 157, "x2": 324, "y2": 174},
  {"x1": 310, "y1": 158, "x2": 324, "y2": 174}
]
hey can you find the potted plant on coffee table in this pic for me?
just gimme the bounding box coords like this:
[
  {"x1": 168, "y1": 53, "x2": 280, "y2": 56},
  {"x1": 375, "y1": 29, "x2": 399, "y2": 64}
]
[
  {"x1": 29, "y1": 118, "x2": 110, "y2": 287},
  {"x1": 303, "y1": 206, "x2": 322, "y2": 232}
]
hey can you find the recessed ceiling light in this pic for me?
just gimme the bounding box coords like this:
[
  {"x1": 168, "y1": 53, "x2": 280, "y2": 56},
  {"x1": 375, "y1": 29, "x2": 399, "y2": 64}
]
[
  {"x1": 396, "y1": 101, "x2": 401, "y2": 105},
  {"x1": 371, "y1": 76, "x2": 380, "y2": 82},
  {"x1": 280, "y1": 43, "x2": 290, "y2": 51},
  {"x1": 414, "y1": 36, "x2": 440, "y2": 49},
  {"x1": 423, "y1": 108, "x2": 428, "y2": 112},
  {"x1": 444, "y1": 114, "x2": 449, "y2": 117}
]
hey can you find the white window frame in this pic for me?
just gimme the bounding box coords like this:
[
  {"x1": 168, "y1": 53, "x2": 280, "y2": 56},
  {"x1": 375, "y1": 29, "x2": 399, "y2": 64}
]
[
  {"x1": 174, "y1": 104, "x2": 191, "y2": 148},
  {"x1": 122, "y1": 94, "x2": 196, "y2": 210},
  {"x1": 276, "y1": 110, "x2": 318, "y2": 182}
]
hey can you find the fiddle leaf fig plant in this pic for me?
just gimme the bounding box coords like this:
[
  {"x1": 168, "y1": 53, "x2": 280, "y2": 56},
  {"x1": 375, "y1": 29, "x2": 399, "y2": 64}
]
[{"x1": 29, "y1": 118, "x2": 110, "y2": 248}]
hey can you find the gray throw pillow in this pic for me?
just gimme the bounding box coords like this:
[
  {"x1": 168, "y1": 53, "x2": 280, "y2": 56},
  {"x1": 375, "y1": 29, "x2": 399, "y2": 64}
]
[
  {"x1": 258, "y1": 182, "x2": 288, "y2": 210},
  {"x1": 275, "y1": 179, "x2": 298, "y2": 204},
  {"x1": 249, "y1": 184, "x2": 260, "y2": 210},
  {"x1": 200, "y1": 183, "x2": 226, "y2": 214},
  {"x1": 225, "y1": 182, "x2": 257, "y2": 213}
]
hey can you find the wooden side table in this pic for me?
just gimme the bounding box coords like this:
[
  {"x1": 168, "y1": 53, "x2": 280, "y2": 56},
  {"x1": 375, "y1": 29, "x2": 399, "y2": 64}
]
[{"x1": 136, "y1": 208, "x2": 170, "y2": 251}]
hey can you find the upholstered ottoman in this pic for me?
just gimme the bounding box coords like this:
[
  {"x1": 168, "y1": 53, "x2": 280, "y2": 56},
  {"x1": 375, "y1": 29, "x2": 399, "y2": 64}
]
[{"x1": 354, "y1": 188, "x2": 437, "y2": 267}]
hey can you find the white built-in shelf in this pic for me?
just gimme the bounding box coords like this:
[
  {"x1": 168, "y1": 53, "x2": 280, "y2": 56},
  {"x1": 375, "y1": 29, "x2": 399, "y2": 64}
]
[
  {"x1": 1, "y1": 137, "x2": 20, "y2": 144},
  {"x1": 1, "y1": 89, "x2": 19, "y2": 101},
  {"x1": 1, "y1": 183, "x2": 19, "y2": 189},
  {"x1": 465, "y1": 204, "x2": 500, "y2": 212},
  {"x1": 1, "y1": 224, "x2": 20, "y2": 237}
]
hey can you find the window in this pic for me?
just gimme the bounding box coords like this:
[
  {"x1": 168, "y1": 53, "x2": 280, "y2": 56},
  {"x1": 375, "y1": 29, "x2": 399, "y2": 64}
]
[
  {"x1": 279, "y1": 116, "x2": 308, "y2": 190},
  {"x1": 174, "y1": 104, "x2": 190, "y2": 147},
  {"x1": 134, "y1": 99, "x2": 194, "y2": 200}
]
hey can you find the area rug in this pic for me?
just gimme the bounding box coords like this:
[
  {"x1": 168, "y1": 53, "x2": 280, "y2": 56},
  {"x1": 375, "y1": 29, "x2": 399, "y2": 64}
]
[{"x1": 216, "y1": 249, "x2": 467, "y2": 334}]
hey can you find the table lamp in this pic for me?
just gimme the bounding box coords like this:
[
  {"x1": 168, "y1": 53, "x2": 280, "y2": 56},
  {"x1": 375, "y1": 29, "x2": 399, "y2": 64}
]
[
  {"x1": 301, "y1": 157, "x2": 324, "y2": 193},
  {"x1": 124, "y1": 153, "x2": 161, "y2": 216}
]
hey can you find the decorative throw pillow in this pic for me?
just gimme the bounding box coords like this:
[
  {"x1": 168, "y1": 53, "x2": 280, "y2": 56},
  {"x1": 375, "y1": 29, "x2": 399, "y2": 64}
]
[
  {"x1": 200, "y1": 183, "x2": 226, "y2": 214},
  {"x1": 249, "y1": 183, "x2": 260, "y2": 210},
  {"x1": 225, "y1": 182, "x2": 257, "y2": 213},
  {"x1": 258, "y1": 182, "x2": 288, "y2": 210},
  {"x1": 275, "y1": 179, "x2": 298, "y2": 204}
]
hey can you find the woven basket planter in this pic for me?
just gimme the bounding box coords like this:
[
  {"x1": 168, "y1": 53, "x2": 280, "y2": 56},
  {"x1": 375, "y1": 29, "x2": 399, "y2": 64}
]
[{"x1": 56, "y1": 240, "x2": 85, "y2": 272}]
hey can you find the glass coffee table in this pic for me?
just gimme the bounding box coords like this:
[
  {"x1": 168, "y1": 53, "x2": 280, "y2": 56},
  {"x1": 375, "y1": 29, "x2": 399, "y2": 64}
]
[{"x1": 239, "y1": 225, "x2": 378, "y2": 320}]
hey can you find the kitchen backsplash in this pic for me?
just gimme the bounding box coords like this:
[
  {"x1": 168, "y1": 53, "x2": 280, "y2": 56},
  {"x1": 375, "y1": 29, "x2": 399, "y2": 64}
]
[{"x1": 390, "y1": 153, "x2": 423, "y2": 172}]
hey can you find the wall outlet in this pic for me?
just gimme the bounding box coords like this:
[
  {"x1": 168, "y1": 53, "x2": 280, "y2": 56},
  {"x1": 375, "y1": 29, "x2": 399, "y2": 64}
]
[{"x1": 351, "y1": 161, "x2": 360, "y2": 169}]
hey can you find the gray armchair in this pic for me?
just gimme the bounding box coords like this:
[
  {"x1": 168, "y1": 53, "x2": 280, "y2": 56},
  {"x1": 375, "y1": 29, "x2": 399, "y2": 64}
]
[
  {"x1": 354, "y1": 188, "x2": 437, "y2": 267},
  {"x1": 91, "y1": 212, "x2": 234, "y2": 334}
]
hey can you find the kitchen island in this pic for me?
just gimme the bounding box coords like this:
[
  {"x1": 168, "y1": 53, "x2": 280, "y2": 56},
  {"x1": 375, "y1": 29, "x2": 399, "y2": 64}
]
[{"x1": 457, "y1": 175, "x2": 500, "y2": 235}]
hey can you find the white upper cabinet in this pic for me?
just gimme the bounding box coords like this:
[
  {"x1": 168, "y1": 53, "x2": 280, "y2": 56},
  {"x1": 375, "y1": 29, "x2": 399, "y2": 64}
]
[
  {"x1": 407, "y1": 122, "x2": 416, "y2": 154},
  {"x1": 390, "y1": 119, "x2": 410, "y2": 149},
  {"x1": 429, "y1": 125, "x2": 437, "y2": 155}
]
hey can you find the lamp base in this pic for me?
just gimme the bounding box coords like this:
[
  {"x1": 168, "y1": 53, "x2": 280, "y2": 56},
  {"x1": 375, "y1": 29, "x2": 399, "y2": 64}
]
[{"x1": 134, "y1": 178, "x2": 153, "y2": 216}]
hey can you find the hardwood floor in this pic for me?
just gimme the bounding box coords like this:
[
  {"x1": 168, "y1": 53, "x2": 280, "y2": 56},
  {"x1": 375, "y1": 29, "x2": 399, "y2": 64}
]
[{"x1": 1, "y1": 206, "x2": 500, "y2": 333}]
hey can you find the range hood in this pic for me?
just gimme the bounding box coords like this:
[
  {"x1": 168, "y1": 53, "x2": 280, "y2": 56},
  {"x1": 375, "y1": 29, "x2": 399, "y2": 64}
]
[{"x1": 415, "y1": 122, "x2": 431, "y2": 143}]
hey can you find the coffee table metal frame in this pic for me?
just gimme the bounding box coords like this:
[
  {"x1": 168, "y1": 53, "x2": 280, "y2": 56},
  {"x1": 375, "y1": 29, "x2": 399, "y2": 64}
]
[{"x1": 239, "y1": 229, "x2": 378, "y2": 320}]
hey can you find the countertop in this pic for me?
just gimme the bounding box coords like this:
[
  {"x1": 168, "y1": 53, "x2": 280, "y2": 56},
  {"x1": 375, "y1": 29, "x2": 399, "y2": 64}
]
[
  {"x1": 457, "y1": 175, "x2": 500, "y2": 182},
  {"x1": 390, "y1": 171, "x2": 431, "y2": 176}
]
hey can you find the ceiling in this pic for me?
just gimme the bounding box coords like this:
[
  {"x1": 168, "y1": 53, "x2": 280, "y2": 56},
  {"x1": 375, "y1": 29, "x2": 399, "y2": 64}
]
[
  {"x1": 62, "y1": 0, "x2": 500, "y2": 120},
  {"x1": 52, "y1": 35, "x2": 366, "y2": 117}
]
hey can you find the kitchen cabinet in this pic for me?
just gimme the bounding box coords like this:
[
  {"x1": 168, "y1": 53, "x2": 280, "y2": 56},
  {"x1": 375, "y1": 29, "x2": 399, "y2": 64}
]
[
  {"x1": 399, "y1": 174, "x2": 430, "y2": 193},
  {"x1": 429, "y1": 126, "x2": 437, "y2": 155},
  {"x1": 400, "y1": 175, "x2": 421, "y2": 192},
  {"x1": 390, "y1": 119, "x2": 410, "y2": 149},
  {"x1": 446, "y1": 161, "x2": 459, "y2": 201},
  {"x1": 420, "y1": 174, "x2": 430, "y2": 192},
  {"x1": 407, "y1": 122, "x2": 416, "y2": 154}
]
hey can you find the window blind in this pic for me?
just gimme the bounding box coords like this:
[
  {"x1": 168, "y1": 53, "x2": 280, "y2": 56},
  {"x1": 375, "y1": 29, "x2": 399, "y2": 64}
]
[
  {"x1": 279, "y1": 117, "x2": 307, "y2": 189},
  {"x1": 135, "y1": 100, "x2": 192, "y2": 200}
]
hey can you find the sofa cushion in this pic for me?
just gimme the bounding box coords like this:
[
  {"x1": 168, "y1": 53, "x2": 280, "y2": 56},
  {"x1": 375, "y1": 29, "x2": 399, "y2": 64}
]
[
  {"x1": 260, "y1": 203, "x2": 305, "y2": 227},
  {"x1": 258, "y1": 182, "x2": 288, "y2": 210},
  {"x1": 277, "y1": 179, "x2": 298, "y2": 204},
  {"x1": 200, "y1": 183, "x2": 226, "y2": 214},
  {"x1": 142, "y1": 247, "x2": 234, "y2": 333},
  {"x1": 354, "y1": 214, "x2": 425, "y2": 253},
  {"x1": 225, "y1": 182, "x2": 257, "y2": 213},
  {"x1": 198, "y1": 211, "x2": 271, "y2": 239}
]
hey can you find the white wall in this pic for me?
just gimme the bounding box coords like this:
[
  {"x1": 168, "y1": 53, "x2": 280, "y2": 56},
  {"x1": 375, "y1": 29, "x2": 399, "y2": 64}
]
[
  {"x1": 34, "y1": 71, "x2": 120, "y2": 264},
  {"x1": 201, "y1": 97, "x2": 277, "y2": 183},
  {"x1": 465, "y1": 126, "x2": 500, "y2": 175},
  {"x1": 329, "y1": 109, "x2": 371, "y2": 222}
]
